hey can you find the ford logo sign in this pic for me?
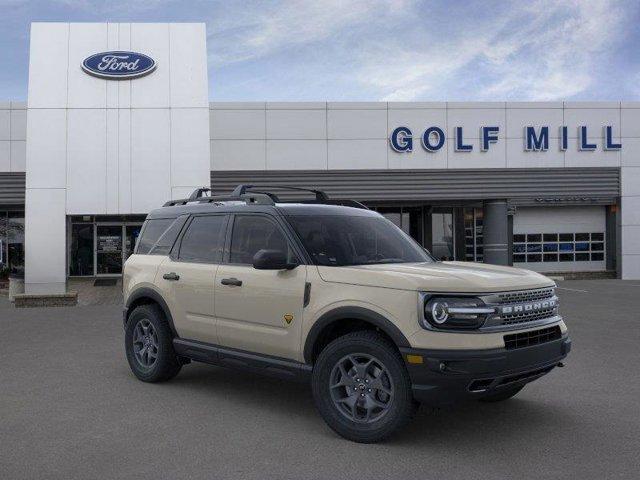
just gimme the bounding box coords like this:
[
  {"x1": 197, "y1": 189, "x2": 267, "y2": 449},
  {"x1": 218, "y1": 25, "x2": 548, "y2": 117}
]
[{"x1": 82, "y1": 51, "x2": 156, "y2": 80}]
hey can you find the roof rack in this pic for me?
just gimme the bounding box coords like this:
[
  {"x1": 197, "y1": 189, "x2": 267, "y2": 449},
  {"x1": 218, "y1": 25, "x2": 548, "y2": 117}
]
[
  {"x1": 231, "y1": 184, "x2": 329, "y2": 202},
  {"x1": 162, "y1": 185, "x2": 369, "y2": 210},
  {"x1": 162, "y1": 187, "x2": 275, "y2": 207}
]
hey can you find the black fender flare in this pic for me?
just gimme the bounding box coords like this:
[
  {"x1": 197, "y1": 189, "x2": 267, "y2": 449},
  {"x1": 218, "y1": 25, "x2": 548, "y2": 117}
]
[
  {"x1": 124, "y1": 287, "x2": 179, "y2": 338},
  {"x1": 303, "y1": 306, "x2": 411, "y2": 363}
]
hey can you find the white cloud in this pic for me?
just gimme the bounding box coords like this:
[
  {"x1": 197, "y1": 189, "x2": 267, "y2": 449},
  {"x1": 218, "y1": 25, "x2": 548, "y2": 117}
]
[
  {"x1": 208, "y1": 0, "x2": 412, "y2": 66},
  {"x1": 357, "y1": 0, "x2": 627, "y2": 101}
]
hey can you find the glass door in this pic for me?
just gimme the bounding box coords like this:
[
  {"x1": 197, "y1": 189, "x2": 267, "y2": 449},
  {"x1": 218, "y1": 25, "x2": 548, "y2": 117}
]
[
  {"x1": 431, "y1": 209, "x2": 455, "y2": 261},
  {"x1": 96, "y1": 225, "x2": 123, "y2": 275},
  {"x1": 124, "y1": 225, "x2": 143, "y2": 262}
]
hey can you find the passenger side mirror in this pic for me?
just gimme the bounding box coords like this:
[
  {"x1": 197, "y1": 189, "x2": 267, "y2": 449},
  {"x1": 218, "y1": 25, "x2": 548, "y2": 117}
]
[{"x1": 252, "y1": 249, "x2": 298, "y2": 270}]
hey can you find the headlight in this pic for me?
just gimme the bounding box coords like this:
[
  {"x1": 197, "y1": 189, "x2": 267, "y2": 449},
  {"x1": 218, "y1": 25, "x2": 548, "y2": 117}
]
[{"x1": 422, "y1": 296, "x2": 495, "y2": 330}]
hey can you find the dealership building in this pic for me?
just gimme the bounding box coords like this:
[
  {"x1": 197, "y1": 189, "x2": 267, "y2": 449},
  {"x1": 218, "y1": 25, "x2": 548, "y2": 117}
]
[{"x1": 1, "y1": 22, "x2": 640, "y2": 295}]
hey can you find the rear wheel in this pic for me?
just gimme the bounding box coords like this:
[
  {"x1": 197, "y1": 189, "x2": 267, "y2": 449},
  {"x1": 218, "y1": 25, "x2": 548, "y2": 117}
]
[
  {"x1": 478, "y1": 385, "x2": 524, "y2": 403},
  {"x1": 312, "y1": 331, "x2": 417, "y2": 443},
  {"x1": 125, "y1": 304, "x2": 182, "y2": 383}
]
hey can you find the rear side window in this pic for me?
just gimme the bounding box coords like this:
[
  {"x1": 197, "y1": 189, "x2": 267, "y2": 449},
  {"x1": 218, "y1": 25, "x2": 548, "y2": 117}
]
[
  {"x1": 136, "y1": 218, "x2": 174, "y2": 254},
  {"x1": 178, "y1": 215, "x2": 227, "y2": 263},
  {"x1": 148, "y1": 215, "x2": 188, "y2": 255}
]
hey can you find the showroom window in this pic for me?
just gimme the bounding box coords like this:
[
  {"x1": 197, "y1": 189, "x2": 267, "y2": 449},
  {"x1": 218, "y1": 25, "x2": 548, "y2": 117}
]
[
  {"x1": 513, "y1": 232, "x2": 605, "y2": 263},
  {"x1": 0, "y1": 211, "x2": 25, "y2": 276},
  {"x1": 464, "y1": 208, "x2": 483, "y2": 262}
]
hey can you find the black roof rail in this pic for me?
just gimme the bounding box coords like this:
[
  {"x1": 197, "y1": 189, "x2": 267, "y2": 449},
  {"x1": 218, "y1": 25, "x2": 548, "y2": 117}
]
[
  {"x1": 162, "y1": 185, "x2": 369, "y2": 210},
  {"x1": 163, "y1": 187, "x2": 275, "y2": 207},
  {"x1": 231, "y1": 184, "x2": 329, "y2": 202}
]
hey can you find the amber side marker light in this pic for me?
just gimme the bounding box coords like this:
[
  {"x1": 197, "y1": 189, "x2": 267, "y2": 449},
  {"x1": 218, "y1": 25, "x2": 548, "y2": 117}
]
[{"x1": 406, "y1": 354, "x2": 424, "y2": 364}]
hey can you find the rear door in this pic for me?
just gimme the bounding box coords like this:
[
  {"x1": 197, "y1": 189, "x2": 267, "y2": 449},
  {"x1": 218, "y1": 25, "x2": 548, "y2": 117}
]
[
  {"x1": 214, "y1": 213, "x2": 307, "y2": 360},
  {"x1": 157, "y1": 214, "x2": 228, "y2": 344}
]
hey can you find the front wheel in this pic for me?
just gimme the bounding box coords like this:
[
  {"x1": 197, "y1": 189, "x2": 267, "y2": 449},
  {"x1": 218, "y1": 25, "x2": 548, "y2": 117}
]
[{"x1": 312, "y1": 331, "x2": 417, "y2": 443}]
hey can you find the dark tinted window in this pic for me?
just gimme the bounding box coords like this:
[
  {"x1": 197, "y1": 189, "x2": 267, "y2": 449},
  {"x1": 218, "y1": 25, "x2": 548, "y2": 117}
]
[
  {"x1": 149, "y1": 215, "x2": 188, "y2": 255},
  {"x1": 178, "y1": 215, "x2": 227, "y2": 263},
  {"x1": 287, "y1": 215, "x2": 432, "y2": 266},
  {"x1": 229, "y1": 215, "x2": 294, "y2": 264},
  {"x1": 137, "y1": 218, "x2": 174, "y2": 254}
]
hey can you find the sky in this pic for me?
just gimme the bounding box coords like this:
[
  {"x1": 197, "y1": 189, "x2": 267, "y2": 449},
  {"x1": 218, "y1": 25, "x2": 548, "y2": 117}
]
[{"x1": 0, "y1": 0, "x2": 639, "y2": 102}]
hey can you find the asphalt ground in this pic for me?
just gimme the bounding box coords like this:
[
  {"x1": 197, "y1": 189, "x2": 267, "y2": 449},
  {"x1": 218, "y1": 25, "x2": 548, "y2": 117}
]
[{"x1": 1, "y1": 279, "x2": 639, "y2": 479}]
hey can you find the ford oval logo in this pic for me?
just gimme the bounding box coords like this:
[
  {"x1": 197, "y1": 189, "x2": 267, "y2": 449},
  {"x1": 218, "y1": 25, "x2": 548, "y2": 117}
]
[{"x1": 82, "y1": 51, "x2": 156, "y2": 80}]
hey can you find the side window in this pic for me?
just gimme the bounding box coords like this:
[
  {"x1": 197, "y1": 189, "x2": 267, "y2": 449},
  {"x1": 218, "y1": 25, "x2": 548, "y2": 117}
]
[
  {"x1": 229, "y1": 215, "x2": 295, "y2": 265},
  {"x1": 136, "y1": 218, "x2": 174, "y2": 254},
  {"x1": 178, "y1": 215, "x2": 227, "y2": 263},
  {"x1": 149, "y1": 215, "x2": 188, "y2": 255}
]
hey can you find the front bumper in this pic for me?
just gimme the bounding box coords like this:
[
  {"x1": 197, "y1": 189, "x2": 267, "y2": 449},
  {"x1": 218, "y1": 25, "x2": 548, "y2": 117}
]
[{"x1": 400, "y1": 334, "x2": 571, "y2": 405}]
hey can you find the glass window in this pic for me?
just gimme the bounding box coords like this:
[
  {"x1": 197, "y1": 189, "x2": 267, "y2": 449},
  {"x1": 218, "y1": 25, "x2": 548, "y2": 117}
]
[
  {"x1": 70, "y1": 224, "x2": 94, "y2": 276},
  {"x1": 287, "y1": 214, "x2": 432, "y2": 267},
  {"x1": 431, "y1": 212, "x2": 454, "y2": 261},
  {"x1": 149, "y1": 216, "x2": 188, "y2": 256},
  {"x1": 513, "y1": 231, "x2": 605, "y2": 264},
  {"x1": 137, "y1": 218, "x2": 174, "y2": 254},
  {"x1": 178, "y1": 215, "x2": 226, "y2": 263},
  {"x1": 230, "y1": 215, "x2": 294, "y2": 265},
  {"x1": 7, "y1": 212, "x2": 24, "y2": 274}
]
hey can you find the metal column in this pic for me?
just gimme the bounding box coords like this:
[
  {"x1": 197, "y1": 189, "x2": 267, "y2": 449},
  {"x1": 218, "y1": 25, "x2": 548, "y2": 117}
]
[{"x1": 483, "y1": 200, "x2": 509, "y2": 266}]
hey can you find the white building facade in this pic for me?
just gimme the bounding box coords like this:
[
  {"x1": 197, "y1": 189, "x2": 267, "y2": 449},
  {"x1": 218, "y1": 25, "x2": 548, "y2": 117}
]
[{"x1": 0, "y1": 22, "x2": 639, "y2": 294}]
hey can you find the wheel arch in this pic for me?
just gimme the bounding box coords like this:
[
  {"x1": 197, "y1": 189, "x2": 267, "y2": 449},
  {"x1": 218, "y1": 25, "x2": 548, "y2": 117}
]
[
  {"x1": 303, "y1": 306, "x2": 411, "y2": 364},
  {"x1": 124, "y1": 287, "x2": 178, "y2": 338}
]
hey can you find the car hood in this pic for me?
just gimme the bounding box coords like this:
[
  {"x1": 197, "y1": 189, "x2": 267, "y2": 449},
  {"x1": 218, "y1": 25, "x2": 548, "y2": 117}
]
[{"x1": 316, "y1": 261, "x2": 555, "y2": 293}]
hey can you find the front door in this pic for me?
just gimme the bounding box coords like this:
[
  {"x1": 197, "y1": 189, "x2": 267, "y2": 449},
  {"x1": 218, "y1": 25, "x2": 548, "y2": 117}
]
[
  {"x1": 96, "y1": 225, "x2": 123, "y2": 275},
  {"x1": 215, "y1": 214, "x2": 307, "y2": 360}
]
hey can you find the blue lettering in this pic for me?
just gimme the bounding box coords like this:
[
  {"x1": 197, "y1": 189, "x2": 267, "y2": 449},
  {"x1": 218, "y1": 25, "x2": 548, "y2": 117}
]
[
  {"x1": 604, "y1": 126, "x2": 622, "y2": 151},
  {"x1": 525, "y1": 126, "x2": 549, "y2": 151},
  {"x1": 560, "y1": 126, "x2": 568, "y2": 151},
  {"x1": 481, "y1": 126, "x2": 499, "y2": 151},
  {"x1": 579, "y1": 126, "x2": 596, "y2": 151},
  {"x1": 454, "y1": 127, "x2": 472, "y2": 151},
  {"x1": 422, "y1": 126, "x2": 445, "y2": 152},
  {"x1": 390, "y1": 126, "x2": 412, "y2": 152}
]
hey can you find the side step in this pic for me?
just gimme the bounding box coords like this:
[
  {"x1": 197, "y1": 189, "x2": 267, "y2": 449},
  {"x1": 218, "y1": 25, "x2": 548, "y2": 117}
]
[{"x1": 173, "y1": 338, "x2": 312, "y2": 383}]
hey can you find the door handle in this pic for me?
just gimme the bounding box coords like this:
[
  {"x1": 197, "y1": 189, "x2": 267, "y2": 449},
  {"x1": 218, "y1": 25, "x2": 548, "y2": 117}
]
[
  {"x1": 163, "y1": 272, "x2": 180, "y2": 281},
  {"x1": 221, "y1": 277, "x2": 242, "y2": 287}
]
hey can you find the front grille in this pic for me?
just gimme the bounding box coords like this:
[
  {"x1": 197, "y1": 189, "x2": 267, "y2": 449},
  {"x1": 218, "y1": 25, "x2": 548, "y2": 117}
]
[
  {"x1": 493, "y1": 287, "x2": 557, "y2": 326},
  {"x1": 496, "y1": 287, "x2": 555, "y2": 304},
  {"x1": 501, "y1": 307, "x2": 557, "y2": 325},
  {"x1": 504, "y1": 326, "x2": 562, "y2": 350}
]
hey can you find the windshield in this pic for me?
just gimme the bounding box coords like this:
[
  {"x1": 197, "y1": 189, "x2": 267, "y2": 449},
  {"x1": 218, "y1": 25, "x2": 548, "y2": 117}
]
[{"x1": 286, "y1": 214, "x2": 434, "y2": 266}]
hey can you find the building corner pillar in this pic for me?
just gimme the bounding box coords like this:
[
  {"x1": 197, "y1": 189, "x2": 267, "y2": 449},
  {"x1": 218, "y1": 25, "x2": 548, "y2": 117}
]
[{"x1": 483, "y1": 200, "x2": 509, "y2": 266}]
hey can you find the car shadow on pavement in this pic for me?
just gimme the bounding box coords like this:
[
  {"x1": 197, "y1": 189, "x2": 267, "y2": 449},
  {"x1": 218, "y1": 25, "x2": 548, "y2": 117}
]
[{"x1": 143, "y1": 361, "x2": 577, "y2": 445}]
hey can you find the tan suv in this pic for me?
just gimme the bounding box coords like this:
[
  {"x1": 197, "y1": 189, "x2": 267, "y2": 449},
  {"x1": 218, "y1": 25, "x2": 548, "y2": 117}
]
[{"x1": 123, "y1": 185, "x2": 571, "y2": 443}]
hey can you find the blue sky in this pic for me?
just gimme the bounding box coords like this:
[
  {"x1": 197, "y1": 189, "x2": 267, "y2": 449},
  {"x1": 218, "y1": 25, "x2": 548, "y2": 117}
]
[{"x1": 1, "y1": 0, "x2": 639, "y2": 101}]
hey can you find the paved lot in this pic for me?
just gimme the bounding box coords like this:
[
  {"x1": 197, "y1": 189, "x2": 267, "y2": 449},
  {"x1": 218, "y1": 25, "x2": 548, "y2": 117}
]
[{"x1": 1, "y1": 280, "x2": 639, "y2": 480}]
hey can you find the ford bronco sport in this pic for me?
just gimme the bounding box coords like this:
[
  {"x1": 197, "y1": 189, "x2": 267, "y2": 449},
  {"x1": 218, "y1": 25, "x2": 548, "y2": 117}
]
[{"x1": 123, "y1": 185, "x2": 571, "y2": 443}]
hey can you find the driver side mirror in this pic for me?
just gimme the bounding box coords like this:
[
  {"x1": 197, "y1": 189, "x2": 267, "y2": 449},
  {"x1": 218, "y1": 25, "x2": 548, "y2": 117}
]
[{"x1": 252, "y1": 249, "x2": 298, "y2": 270}]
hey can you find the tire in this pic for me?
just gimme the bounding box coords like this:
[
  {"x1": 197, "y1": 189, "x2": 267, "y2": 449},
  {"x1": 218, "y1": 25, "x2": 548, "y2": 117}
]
[
  {"x1": 125, "y1": 304, "x2": 182, "y2": 383},
  {"x1": 478, "y1": 385, "x2": 524, "y2": 403},
  {"x1": 312, "y1": 330, "x2": 417, "y2": 443}
]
